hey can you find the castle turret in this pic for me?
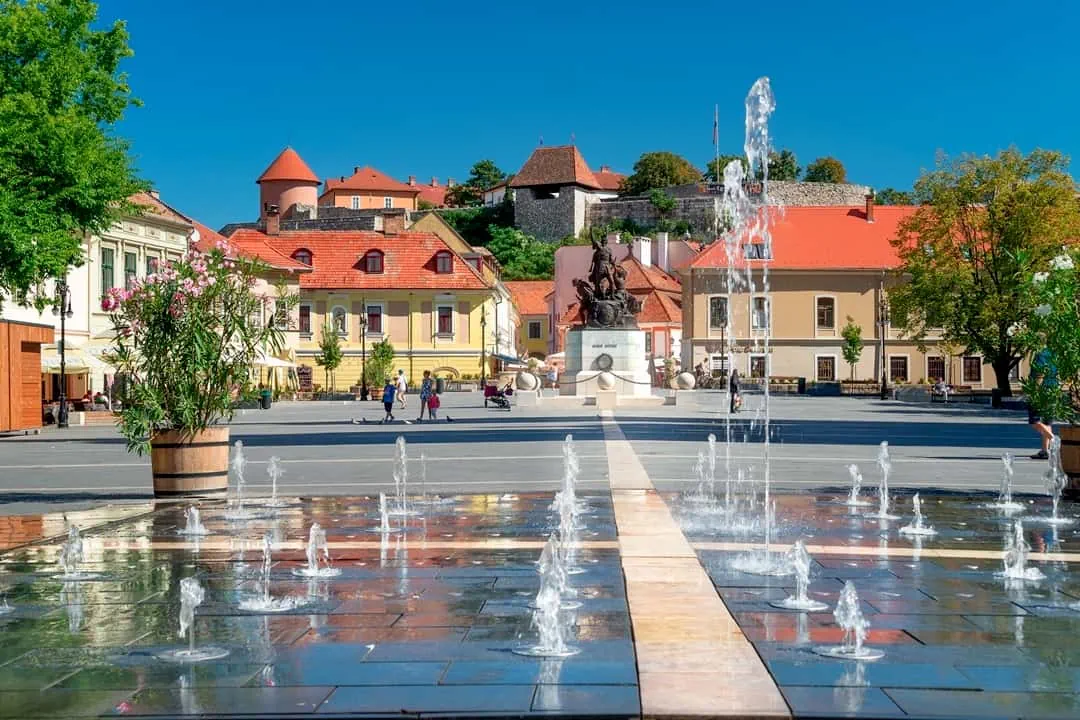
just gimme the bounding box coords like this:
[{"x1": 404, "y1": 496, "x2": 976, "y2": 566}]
[{"x1": 256, "y1": 147, "x2": 320, "y2": 221}]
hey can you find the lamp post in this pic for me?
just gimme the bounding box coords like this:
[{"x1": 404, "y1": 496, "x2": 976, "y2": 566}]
[
  {"x1": 878, "y1": 279, "x2": 889, "y2": 401},
  {"x1": 359, "y1": 297, "x2": 368, "y2": 400},
  {"x1": 52, "y1": 277, "x2": 74, "y2": 428},
  {"x1": 480, "y1": 308, "x2": 487, "y2": 386}
]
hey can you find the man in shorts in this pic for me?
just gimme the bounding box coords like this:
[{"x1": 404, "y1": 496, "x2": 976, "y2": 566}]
[{"x1": 1029, "y1": 349, "x2": 1057, "y2": 460}]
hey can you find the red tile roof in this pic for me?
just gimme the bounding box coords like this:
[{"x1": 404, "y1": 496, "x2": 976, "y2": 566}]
[
  {"x1": 509, "y1": 146, "x2": 604, "y2": 190},
  {"x1": 592, "y1": 166, "x2": 626, "y2": 191},
  {"x1": 192, "y1": 221, "x2": 310, "y2": 272},
  {"x1": 224, "y1": 229, "x2": 489, "y2": 290},
  {"x1": 257, "y1": 147, "x2": 320, "y2": 184},
  {"x1": 690, "y1": 205, "x2": 917, "y2": 270},
  {"x1": 505, "y1": 280, "x2": 553, "y2": 316},
  {"x1": 323, "y1": 166, "x2": 420, "y2": 195},
  {"x1": 414, "y1": 182, "x2": 447, "y2": 207}
]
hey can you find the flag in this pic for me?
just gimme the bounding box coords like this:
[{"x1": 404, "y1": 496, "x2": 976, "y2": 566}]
[{"x1": 712, "y1": 105, "x2": 719, "y2": 147}]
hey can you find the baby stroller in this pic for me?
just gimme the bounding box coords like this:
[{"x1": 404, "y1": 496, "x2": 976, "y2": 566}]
[{"x1": 483, "y1": 381, "x2": 513, "y2": 409}]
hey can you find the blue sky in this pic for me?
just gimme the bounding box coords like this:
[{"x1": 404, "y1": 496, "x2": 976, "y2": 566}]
[{"x1": 104, "y1": 1, "x2": 1080, "y2": 230}]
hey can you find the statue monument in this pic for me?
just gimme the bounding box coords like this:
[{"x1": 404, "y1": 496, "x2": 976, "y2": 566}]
[{"x1": 561, "y1": 235, "x2": 650, "y2": 398}]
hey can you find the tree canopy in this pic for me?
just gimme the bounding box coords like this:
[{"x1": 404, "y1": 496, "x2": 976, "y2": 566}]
[
  {"x1": 485, "y1": 225, "x2": 556, "y2": 280},
  {"x1": 0, "y1": 0, "x2": 144, "y2": 305},
  {"x1": 803, "y1": 156, "x2": 847, "y2": 183},
  {"x1": 704, "y1": 149, "x2": 799, "y2": 182},
  {"x1": 888, "y1": 148, "x2": 1080, "y2": 395},
  {"x1": 445, "y1": 159, "x2": 506, "y2": 207},
  {"x1": 704, "y1": 155, "x2": 748, "y2": 182},
  {"x1": 875, "y1": 187, "x2": 915, "y2": 205},
  {"x1": 620, "y1": 152, "x2": 701, "y2": 196}
]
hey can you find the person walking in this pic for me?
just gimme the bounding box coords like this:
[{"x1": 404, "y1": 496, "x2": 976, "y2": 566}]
[
  {"x1": 729, "y1": 368, "x2": 741, "y2": 414},
  {"x1": 381, "y1": 377, "x2": 396, "y2": 423},
  {"x1": 417, "y1": 370, "x2": 434, "y2": 421},
  {"x1": 395, "y1": 369, "x2": 408, "y2": 410},
  {"x1": 1028, "y1": 348, "x2": 1058, "y2": 460}
]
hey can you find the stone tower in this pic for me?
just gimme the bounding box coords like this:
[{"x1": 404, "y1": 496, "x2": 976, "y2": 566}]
[{"x1": 256, "y1": 147, "x2": 320, "y2": 221}]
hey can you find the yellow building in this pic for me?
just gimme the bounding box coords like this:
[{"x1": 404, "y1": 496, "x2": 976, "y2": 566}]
[
  {"x1": 224, "y1": 225, "x2": 501, "y2": 390},
  {"x1": 505, "y1": 280, "x2": 553, "y2": 359}
]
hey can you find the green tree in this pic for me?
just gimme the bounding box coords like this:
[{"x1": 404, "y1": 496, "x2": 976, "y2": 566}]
[
  {"x1": 486, "y1": 225, "x2": 555, "y2": 280},
  {"x1": 315, "y1": 323, "x2": 343, "y2": 393},
  {"x1": 704, "y1": 154, "x2": 748, "y2": 182},
  {"x1": 767, "y1": 149, "x2": 800, "y2": 181},
  {"x1": 840, "y1": 317, "x2": 863, "y2": 380},
  {"x1": 620, "y1": 151, "x2": 701, "y2": 196},
  {"x1": 804, "y1": 156, "x2": 847, "y2": 183},
  {"x1": 364, "y1": 339, "x2": 395, "y2": 388},
  {"x1": 649, "y1": 188, "x2": 677, "y2": 231},
  {"x1": 889, "y1": 148, "x2": 1080, "y2": 395},
  {"x1": 875, "y1": 187, "x2": 915, "y2": 205},
  {"x1": 0, "y1": 0, "x2": 144, "y2": 306},
  {"x1": 444, "y1": 160, "x2": 507, "y2": 207},
  {"x1": 440, "y1": 197, "x2": 514, "y2": 246},
  {"x1": 417, "y1": 198, "x2": 437, "y2": 211}
]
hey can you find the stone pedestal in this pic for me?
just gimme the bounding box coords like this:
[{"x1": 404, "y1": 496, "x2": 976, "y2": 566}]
[
  {"x1": 515, "y1": 390, "x2": 541, "y2": 408},
  {"x1": 595, "y1": 390, "x2": 617, "y2": 410},
  {"x1": 561, "y1": 328, "x2": 651, "y2": 398}
]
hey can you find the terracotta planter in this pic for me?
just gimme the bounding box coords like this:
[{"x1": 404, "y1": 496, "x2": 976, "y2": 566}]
[
  {"x1": 1059, "y1": 425, "x2": 1080, "y2": 499},
  {"x1": 150, "y1": 427, "x2": 230, "y2": 498}
]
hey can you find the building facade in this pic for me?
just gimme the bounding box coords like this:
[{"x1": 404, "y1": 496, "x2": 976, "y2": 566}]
[
  {"x1": 320, "y1": 166, "x2": 421, "y2": 212},
  {"x1": 505, "y1": 281, "x2": 553, "y2": 359}
]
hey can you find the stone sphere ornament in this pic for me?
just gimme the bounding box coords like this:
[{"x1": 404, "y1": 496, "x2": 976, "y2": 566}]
[
  {"x1": 597, "y1": 372, "x2": 616, "y2": 391},
  {"x1": 516, "y1": 371, "x2": 539, "y2": 391},
  {"x1": 675, "y1": 372, "x2": 696, "y2": 390}
]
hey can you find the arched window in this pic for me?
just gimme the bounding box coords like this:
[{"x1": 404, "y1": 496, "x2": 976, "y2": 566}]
[
  {"x1": 292, "y1": 248, "x2": 312, "y2": 266},
  {"x1": 331, "y1": 306, "x2": 348, "y2": 337},
  {"x1": 435, "y1": 251, "x2": 452, "y2": 274},
  {"x1": 364, "y1": 250, "x2": 384, "y2": 273}
]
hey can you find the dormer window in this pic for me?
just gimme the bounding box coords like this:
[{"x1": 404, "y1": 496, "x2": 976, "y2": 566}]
[
  {"x1": 292, "y1": 248, "x2": 312, "y2": 266},
  {"x1": 435, "y1": 251, "x2": 453, "y2": 274},
  {"x1": 364, "y1": 250, "x2": 384, "y2": 273}
]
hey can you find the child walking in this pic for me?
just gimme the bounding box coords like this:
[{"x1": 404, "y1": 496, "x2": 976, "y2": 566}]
[
  {"x1": 427, "y1": 391, "x2": 441, "y2": 422},
  {"x1": 381, "y1": 377, "x2": 396, "y2": 423}
]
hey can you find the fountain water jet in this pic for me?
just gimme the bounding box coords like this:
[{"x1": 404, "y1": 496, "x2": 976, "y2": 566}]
[
  {"x1": 0, "y1": 590, "x2": 11, "y2": 616},
  {"x1": 515, "y1": 535, "x2": 580, "y2": 657},
  {"x1": 178, "y1": 506, "x2": 208, "y2": 536},
  {"x1": 845, "y1": 465, "x2": 871, "y2": 507},
  {"x1": 1040, "y1": 436, "x2": 1073, "y2": 525},
  {"x1": 865, "y1": 442, "x2": 899, "y2": 520},
  {"x1": 388, "y1": 436, "x2": 420, "y2": 516},
  {"x1": 224, "y1": 441, "x2": 251, "y2": 520},
  {"x1": 992, "y1": 453, "x2": 1025, "y2": 513},
  {"x1": 240, "y1": 532, "x2": 302, "y2": 611},
  {"x1": 899, "y1": 494, "x2": 937, "y2": 536},
  {"x1": 157, "y1": 577, "x2": 229, "y2": 662},
  {"x1": 370, "y1": 492, "x2": 402, "y2": 533},
  {"x1": 997, "y1": 520, "x2": 1045, "y2": 582},
  {"x1": 292, "y1": 523, "x2": 342, "y2": 577},
  {"x1": 530, "y1": 533, "x2": 581, "y2": 611},
  {"x1": 771, "y1": 541, "x2": 828, "y2": 611},
  {"x1": 814, "y1": 581, "x2": 884, "y2": 661},
  {"x1": 57, "y1": 525, "x2": 98, "y2": 580},
  {"x1": 266, "y1": 456, "x2": 287, "y2": 508}
]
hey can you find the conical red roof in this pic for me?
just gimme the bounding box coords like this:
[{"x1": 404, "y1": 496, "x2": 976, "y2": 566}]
[{"x1": 256, "y1": 147, "x2": 319, "y2": 184}]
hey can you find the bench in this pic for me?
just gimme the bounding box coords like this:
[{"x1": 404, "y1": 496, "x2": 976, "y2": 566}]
[{"x1": 930, "y1": 385, "x2": 974, "y2": 403}]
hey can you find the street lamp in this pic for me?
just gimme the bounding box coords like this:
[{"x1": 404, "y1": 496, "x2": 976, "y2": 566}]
[
  {"x1": 480, "y1": 307, "x2": 487, "y2": 387},
  {"x1": 52, "y1": 277, "x2": 74, "y2": 428},
  {"x1": 878, "y1": 279, "x2": 889, "y2": 401},
  {"x1": 359, "y1": 297, "x2": 368, "y2": 400}
]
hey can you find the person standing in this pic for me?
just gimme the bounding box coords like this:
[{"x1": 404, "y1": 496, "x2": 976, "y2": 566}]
[
  {"x1": 729, "y1": 368, "x2": 741, "y2": 414},
  {"x1": 381, "y1": 377, "x2": 397, "y2": 423},
  {"x1": 417, "y1": 370, "x2": 434, "y2": 421},
  {"x1": 1029, "y1": 348, "x2": 1058, "y2": 460},
  {"x1": 395, "y1": 369, "x2": 408, "y2": 410}
]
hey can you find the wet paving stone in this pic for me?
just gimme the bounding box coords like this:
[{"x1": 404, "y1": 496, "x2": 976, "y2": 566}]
[{"x1": 318, "y1": 683, "x2": 537, "y2": 714}]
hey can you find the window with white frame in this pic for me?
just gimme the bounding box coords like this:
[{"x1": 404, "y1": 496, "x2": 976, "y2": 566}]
[
  {"x1": 962, "y1": 356, "x2": 982, "y2": 383},
  {"x1": 331, "y1": 306, "x2": 348, "y2": 337},
  {"x1": 750, "y1": 354, "x2": 767, "y2": 379},
  {"x1": 752, "y1": 296, "x2": 769, "y2": 330},
  {"x1": 708, "y1": 296, "x2": 728, "y2": 331},
  {"x1": 436, "y1": 305, "x2": 454, "y2": 336},
  {"x1": 351, "y1": 196, "x2": 360, "y2": 210},
  {"x1": 298, "y1": 304, "x2": 312, "y2": 336},
  {"x1": 366, "y1": 304, "x2": 383, "y2": 335},
  {"x1": 384, "y1": 197, "x2": 393, "y2": 209},
  {"x1": 528, "y1": 320, "x2": 542, "y2": 339},
  {"x1": 816, "y1": 296, "x2": 835, "y2": 330},
  {"x1": 816, "y1": 355, "x2": 837, "y2": 382},
  {"x1": 889, "y1": 356, "x2": 909, "y2": 383}
]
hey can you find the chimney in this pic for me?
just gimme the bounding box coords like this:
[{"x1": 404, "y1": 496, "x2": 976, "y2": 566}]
[
  {"x1": 634, "y1": 237, "x2": 652, "y2": 267},
  {"x1": 599, "y1": 165, "x2": 611, "y2": 173},
  {"x1": 265, "y1": 204, "x2": 280, "y2": 236},
  {"x1": 148, "y1": 189, "x2": 160, "y2": 200},
  {"x1": 655, "y1": 231, "x2": 670, "y2": 271},
  {"x1": 382, "y1": 212, "x2": 405, "y2": 235},
  {"x1": 431, "y1": 177, "x2": 439, "y2": 187},
  {"x1": 865, "y1": 192, "x2": 875, "y2": 223},
  {"x1": 447, "y1": 177, "x2": 456, "y2": 187},
  {"x1": 354, "y1": 166, "x2": 360, "y2": 174},
  {"x1": 408, "y1": 175, "x2": 416, "y2": 186}
]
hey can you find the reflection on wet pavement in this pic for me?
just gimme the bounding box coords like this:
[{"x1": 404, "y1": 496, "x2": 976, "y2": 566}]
[{"x1": 0, "y1": 493, "x2": 638, "y2": 718}]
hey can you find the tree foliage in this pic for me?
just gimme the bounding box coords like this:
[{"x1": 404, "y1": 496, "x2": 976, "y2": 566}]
[
  {"x1": 888, "y1": 148, "x2": 1080, "y2": 395},
  {"x1": 704, "y1": 149, "x2": 799, "y2": 182},
  {"x1": 363, "y1": 339, "x2": 395, "y2": 387},
  {"x1": 0, "y1": 0, "x2": 145, "y2": 305},
  {"x1": 704, "y1": 155, "x2": 748, "y2": 182},
  {"x1": 440, "y1": 198, "x2": 514, "y2": 246},
  {"x1": 620, "y1": 151, "x2": 701, "y2": 196},
  {"x1": 803, "y1": 156, "x2": 847, "y2": 183},
  {"x1": 486, "y1": 225, "x2": 556, "y2": 280},
  {"x1": 875, "y1": 187, "x2": 915, "y2": 205},
  {"x1": 840, "y1": 317, "x2": 863, "y2": 380},
  {"x1": 315, "y1": 322, "x2": 344, "y2": 392},
  {"x1": 444, "y1": 160, "x2": 507, "y2": 207}
]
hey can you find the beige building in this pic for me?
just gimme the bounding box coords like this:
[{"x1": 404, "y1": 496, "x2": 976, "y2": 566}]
[{"x1": 681, "y1": 203, "x2": 1018, "y2": 389}]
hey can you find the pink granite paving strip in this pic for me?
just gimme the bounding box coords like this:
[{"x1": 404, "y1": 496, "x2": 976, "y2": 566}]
[{"x1": 601, "y1": 418, "x2": 790, "y2": 719}]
